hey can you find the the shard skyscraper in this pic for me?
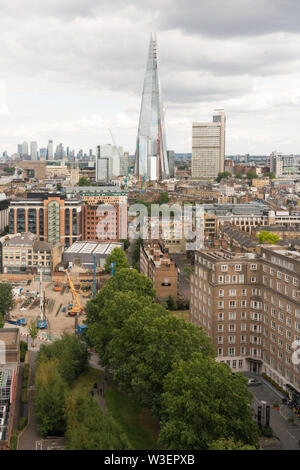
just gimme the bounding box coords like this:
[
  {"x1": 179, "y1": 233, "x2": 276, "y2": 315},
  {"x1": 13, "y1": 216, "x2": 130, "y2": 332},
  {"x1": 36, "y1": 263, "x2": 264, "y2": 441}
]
[{"x1": 135, "y1": 33, "x2": 169, "y2": 181}]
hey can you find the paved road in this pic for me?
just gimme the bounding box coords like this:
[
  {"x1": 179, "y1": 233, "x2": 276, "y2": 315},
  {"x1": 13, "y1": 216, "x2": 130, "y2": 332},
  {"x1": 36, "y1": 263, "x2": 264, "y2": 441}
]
[
  {"x1": 18, "y1": 351, "x2": 41, "y2": 450},
  {"x1": 171, "y1": 254, "x2": 191, "y2": 301},
  {"x1": 248, "y1": 376, "x2": 300, "y2": 450}
]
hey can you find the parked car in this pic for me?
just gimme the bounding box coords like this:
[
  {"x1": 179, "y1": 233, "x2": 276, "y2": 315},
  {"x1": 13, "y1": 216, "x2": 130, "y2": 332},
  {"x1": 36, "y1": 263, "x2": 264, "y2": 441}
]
[{"x1": 247, "y1": 378, "x2": 261, "y2": 386}]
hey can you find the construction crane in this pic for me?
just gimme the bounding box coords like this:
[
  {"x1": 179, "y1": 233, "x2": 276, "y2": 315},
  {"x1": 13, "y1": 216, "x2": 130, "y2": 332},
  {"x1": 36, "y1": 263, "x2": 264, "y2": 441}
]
[
  {"x1": 36, "y1": 267, "x2": 48, "y2": 329},
  {"x1": 64, "y1": 268, "x2": 84, "y2": 317}
]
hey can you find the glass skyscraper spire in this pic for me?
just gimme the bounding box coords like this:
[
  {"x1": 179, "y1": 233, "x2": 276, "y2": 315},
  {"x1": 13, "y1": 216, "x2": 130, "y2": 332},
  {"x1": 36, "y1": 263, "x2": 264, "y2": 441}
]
[{"x1": 135, "y1": 33, "x2": 169, "y2": 181}]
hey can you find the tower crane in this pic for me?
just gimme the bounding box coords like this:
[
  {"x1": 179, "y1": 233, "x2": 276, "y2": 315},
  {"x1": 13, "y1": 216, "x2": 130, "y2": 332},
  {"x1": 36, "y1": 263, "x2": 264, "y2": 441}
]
[{"x1": 65, "y1": 268, "x2": 84, "y2": 317}]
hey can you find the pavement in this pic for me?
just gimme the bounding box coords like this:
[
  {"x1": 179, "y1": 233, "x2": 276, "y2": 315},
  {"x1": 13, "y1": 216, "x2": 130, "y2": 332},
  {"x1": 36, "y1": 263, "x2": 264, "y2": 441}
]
[
  {"x1": 18, "y1": 351, "x2": 41, "y2": 450},
  {"x1": 247, "y1": 373, "x2": 300, "y2": 450}
]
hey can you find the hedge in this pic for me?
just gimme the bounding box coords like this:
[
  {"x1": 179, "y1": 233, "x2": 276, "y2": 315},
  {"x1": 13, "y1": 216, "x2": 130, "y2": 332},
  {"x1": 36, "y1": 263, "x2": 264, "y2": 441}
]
[{"x1": 262, "y1": 373, "x2": 288, "y2": 397}]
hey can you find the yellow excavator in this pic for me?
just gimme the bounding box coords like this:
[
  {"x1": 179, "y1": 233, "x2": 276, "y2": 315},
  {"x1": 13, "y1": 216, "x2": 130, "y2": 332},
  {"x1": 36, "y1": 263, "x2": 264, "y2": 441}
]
[{"x1": 64, "y1": 269, "x2": 84, "y2": 317}]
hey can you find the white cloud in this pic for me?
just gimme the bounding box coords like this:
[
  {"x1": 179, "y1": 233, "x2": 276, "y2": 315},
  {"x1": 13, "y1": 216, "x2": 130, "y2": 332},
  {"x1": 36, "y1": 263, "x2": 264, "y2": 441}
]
[{"x1": 0, "y1": 0, "x2": 300, "y2": 155}]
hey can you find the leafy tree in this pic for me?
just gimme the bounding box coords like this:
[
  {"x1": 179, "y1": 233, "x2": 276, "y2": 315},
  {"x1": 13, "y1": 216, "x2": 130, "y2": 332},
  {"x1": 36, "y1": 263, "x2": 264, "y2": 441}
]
[
  {"x1": 235, "y1": 172, "x2": 243, "y2": 179},
  {"x1": 87, "y1": 292, "x2": 154, "y2": 368},
  {"x1": 108, "y1": 309, "x2": 215, "y2": 418},
  {"x1": 86, "y1": 268, "x2": 155, "y2": 323},
  {"x1": 65, "y1": 396, "x2": 131, "y2": 450},
  {"x1": 132, "y1": 237, "x2": 142, "y2": 265},
  {"x1": 3, "y1": 167, "x2": 15, "y2": 175},
  {"x1": 246, "y1": 172, "x2": 258, "y2": 179},
  {"x1": 34, "y1": 358, "x2": 68, "y2": 437},
  {"x1": 104, "y1": 248, "x2": 129, "y2": 274},
  {"x1": 208, "y1": 438, "x2": 256, "y2": 450},
  {"x1": 27, "y1": 320, "x2": 39, "y2": 347},
  {"x1": 216, "y1": 172, "x2": 232, "y2": 182},
  {"x1": 119, "y1": 239, "x2": 130, "y2": 250},
  {"x1": 0, "y1": 314, "x2": 4, "y2": 329},
  {"x1": 77, "y1": 176, "x2": 91, "y2": 186},
  {"x1": 57, "y1": 183, "x2": 62, "y2": 190},
  {"x1": 167, "y1": 295, "x2": 177, "y2": 311},
  {"x1": 263, "y1": 172, "x2": 275, "y2": 179},
  {"x1": 0, "y1": 283, "x2": 14, "y2": 319},
  {"x1": 159, "y1": 353, "x2": 259, "y2": 450},
  {"x1": 37, "y1": 334, "x2": 89, "y2": 386},
  {"x1": 257, "y1": 231, "x2": 280, "y2": 245},
  {"x1": 158, "y1": 192, "x2": 169, "y2": 205}
]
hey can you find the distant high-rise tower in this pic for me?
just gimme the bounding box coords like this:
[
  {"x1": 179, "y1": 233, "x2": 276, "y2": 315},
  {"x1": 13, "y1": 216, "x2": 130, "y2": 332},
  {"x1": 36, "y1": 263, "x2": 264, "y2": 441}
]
[
  {"x1": 30, "y1": 141, "x2": 38, "y2": 160},
  {"x1": 192, "y1": 110, "x2": 226, "y2": 179},
  {"x1": 135, "y1": 34, "x2": 169, "y2": 181},
  {"x1": 47, "y1": 140, "x2": 54, "y2": 160}
]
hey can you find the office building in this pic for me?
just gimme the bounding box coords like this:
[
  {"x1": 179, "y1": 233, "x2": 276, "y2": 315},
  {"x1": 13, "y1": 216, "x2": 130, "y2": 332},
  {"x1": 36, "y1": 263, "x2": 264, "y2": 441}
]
[
  {"x1": 47, "y1": 140, "x2": 54, "y2": 160},
  {"x1": 167, "y1": 150, "x2": 175, "y2": 178},
  {"x1": 135, "y1": 34, "x2": 169, "y2": 181},
  {"x1": 9, "y1": 193, "x2": 82, "y2": 247},
  {"x1": 21, "y1": 142, "x2": 29, "y2": 158},
  {"x1": 30, "y1": 141, "x2": 38, "y2": 160},
  {"x1": 192, "y1": 110, "x2": 226, "y2": 179},
  {"x1": 270, "y1": 152, "x2": 300, "y2": 178}
]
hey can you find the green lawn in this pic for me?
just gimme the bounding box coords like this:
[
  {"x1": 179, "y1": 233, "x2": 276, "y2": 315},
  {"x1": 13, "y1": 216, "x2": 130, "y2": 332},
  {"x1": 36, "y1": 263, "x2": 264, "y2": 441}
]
[
  {"x1": 105, "y1": 382, "x2": 163, "y2": 450},
  {"x1": 70, "y1": 368, "x2": 104, "y2": 399},
  {"x1": 170, "y1": 310, "x2": 190, "y2": 322}
]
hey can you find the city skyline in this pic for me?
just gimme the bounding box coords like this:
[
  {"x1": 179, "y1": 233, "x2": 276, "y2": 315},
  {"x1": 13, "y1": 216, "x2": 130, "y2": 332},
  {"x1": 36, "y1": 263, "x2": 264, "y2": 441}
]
[{"x1": 1, "y1": 1, "x2": 300, "y2": 155}]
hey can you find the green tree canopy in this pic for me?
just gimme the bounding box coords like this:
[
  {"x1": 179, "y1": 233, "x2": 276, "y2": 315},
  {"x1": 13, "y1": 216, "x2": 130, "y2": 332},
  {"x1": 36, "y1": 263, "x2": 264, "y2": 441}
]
[
  {"x1": 34, "y1": 358, "x2": 68, "y2": 437},
  {"x1": 86, "y1": 268, "x2": 155, "y2": 324},
  {"x1": 37, "y1": 334, "x2": 89, "y2": 386},
  {"x1": 0, "y1": 314, "x2": 4, "y2": 329},
  {"x1": 77, "y1": 176, "x2": 91, "y2": 186},
  {"x1": 246, "y1": 172, "x2": 258, "y2": 179},
  {"x1": 108, "y1": 309, "x2": 215, "y2": 418},
  {"x1": 257, "y1": 231, "x2": 280, "y2": 245},
  {"x1": 0, "y1": 283, "x2": 14, "y2": 319},
  {"x1": 235, "y1": 172, "x2": 243, "y2": 179},
  {"x1": 65, "y1": 396, "x2": 131, "y2": 450},
  {"x1": 208, "y1": 438, "x2": 256, "y2": 450},
  {"x1": 104, "y1": 247, "x2": 129, "y2": 274},
  {"x1": 216, "y1": 172, "x2": 232, "y2": 182},
  {"x1": 158, "y1": 192, "x2": 169, "y2": 205},
  {"x1": 87, "y1": 292, "x2": 154, "y2": 368},
  {"x1": 119, "y1": 239, "x2": 130, "y2": 250},
  {"x1": 167, "y1": 295, "x2": 177, "y2": 311},
  {"x1": 159, "y1": 354, "x2": 259, "y2": 450},
  {"x1": 27, "y1": 320, "x2": 38, "y2": 347},
  {"x1": 263, "y1": 172, "x2": 275, "y2": 179}
]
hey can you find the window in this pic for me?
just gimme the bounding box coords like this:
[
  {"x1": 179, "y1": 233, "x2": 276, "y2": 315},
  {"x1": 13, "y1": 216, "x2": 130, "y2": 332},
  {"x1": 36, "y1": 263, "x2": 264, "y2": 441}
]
[
  {"x1": 251, "y1": 264, "x2": 257, "y2": 271},
  {"x1": 228, "y1": 348, "x2": 235, "y2": 356},
  {"x1": 218, "y1": 312, "x2": 224, "y2": 321},
  {"x1": 229, "y1": 312, "x2": 236, "y2": 320},
  {"x1": 221, "y1": 265, "x2": 228, "y2": 272},
  {"x1": 241, "y1": 312, "x2": 247, "y2": 320},
  {"x1": 219, "y1": 289, "x2": 224, "y2": 297},
  {"x1": 229, "y1": 300, "x2": 236, "y2": 308},
  {"x1": 218, "y1": 301, "x2": 224, "y2": 308},
  {"x1": 235, "y1": 265, "x2": 242, "y2": 272},
  {"x1": 229, "y1": 289, "x2": 236, "y2": 297}
]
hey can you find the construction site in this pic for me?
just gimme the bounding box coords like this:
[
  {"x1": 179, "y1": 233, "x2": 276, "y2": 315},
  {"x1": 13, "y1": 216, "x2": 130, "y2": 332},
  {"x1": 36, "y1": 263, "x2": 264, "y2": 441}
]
[{"x1": 6, "y1": 266, "x2": 110, "y2": 339}]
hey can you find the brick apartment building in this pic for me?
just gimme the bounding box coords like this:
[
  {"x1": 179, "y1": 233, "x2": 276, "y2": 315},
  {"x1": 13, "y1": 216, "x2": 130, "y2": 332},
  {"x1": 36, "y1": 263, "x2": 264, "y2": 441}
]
[
  {"x1": 190, "y1": 246, "x2": 300, "y2": 394},
  {"x1": 140, "y1": 242, "x2": 179, "y2": 301}
]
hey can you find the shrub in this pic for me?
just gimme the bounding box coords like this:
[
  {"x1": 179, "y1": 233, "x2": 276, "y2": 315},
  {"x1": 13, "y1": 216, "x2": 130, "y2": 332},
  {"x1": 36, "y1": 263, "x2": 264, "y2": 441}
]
[
  {"x1": 21, "y1": 388, "x2": 28, "y2": 404},
  {"x1": 261, "y1": 425, "x2": 273, "y2": 438},
  {"x1": 19, "y1": 417, "x2": 28, "y2": 431},
  {"x1": 262, "y1": 373, "x2": 288, "y2": 397},
  {"x1": 20, "y1": 341, "x2": 28, "y2": 363}
]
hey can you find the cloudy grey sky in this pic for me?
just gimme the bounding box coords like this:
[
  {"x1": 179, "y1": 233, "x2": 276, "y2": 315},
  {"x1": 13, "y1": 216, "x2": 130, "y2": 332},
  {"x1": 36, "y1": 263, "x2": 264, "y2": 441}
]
[{"x1": 0, "y1": 0, "x2": 300, "y2": 155}]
